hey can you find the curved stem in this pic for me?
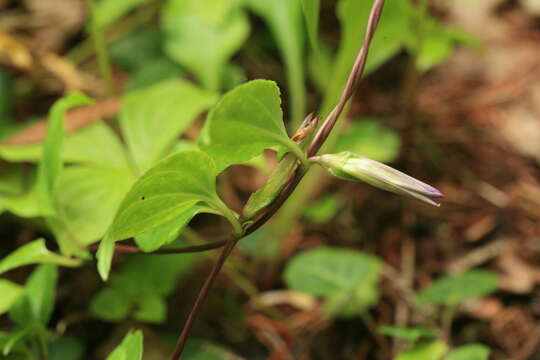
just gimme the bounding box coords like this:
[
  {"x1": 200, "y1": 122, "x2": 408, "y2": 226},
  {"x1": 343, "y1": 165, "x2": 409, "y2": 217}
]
[
  {"x1": 88, "y1": 240, "x2": 227, "y2": 255},
  {"x1": 169, "y1": 1, "x2": 386, "y2": 358}
]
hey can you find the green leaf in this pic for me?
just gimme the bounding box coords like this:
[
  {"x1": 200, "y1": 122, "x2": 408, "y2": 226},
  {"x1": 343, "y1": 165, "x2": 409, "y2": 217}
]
[
  {"x1": 134, "y1": 205, "x2": 206, "y2": 252},
  {"x1": 378, "y1": 325, "x2": 437, "y2": 342},
  {"x1": 9, "y1": 264, "x2": 58, "y2": 326},
  {"x1": 445, "y1": 344, "x2": 490, "y2": 360},
  {"x1": 284, "y1": 246, "x2": 381, "y2": 317},
  {"x1": 323, "y1": 0, "x2": 409, "y2": 112},
  {"x1": 184, "y1": 339, "x2": 240, "y2": 360},
  {"x1": 120, "y1": 79, "x2": 218, "y2": 172},
  {"x1": 93, "y1": 0, "x2": 151, "y2": 30},
  {"x1": 162, "y1": 0, "x2": 249, "y2": 91},
  {"x1": 92, "y1": 254, "x2": 197, "y2": 323},
  {"x1": 49, "y1": 336, "x2": 84, "y2": 360},
  {"x1": 300, "y1": 0, "x2": 320, "y2": 52},
  {"x1": 106, "y1": 330, "x2": 143, "y2": 360},
  {"x1": 126, "y1": 58, "x2": 183, "y2": 92},
  {"x1": 108, "y1": 150, "x2": 224, "y2": 241},
  {"x1": 0, "y1": 239, "x2": 81, "y2": 275},
  {"x1": 244, "y1": 0, "x2": 306, "y2": 126},
  {"x1": 55, "y1": 166, "x2": 134, "y2": 246},
  {"x1": 417, "y1": 270, "x2": 498, "y2": 306},
  {"x1": 1, "y1": 327, "x2": 28, "y2": 356},
  {"x1": 396, "y1": 340, "x2": 448, "y2": 360},
  {"x1": 35, "y1": 92, "x2": 93, "y2": 215},
  {"x1": 303, "y1": 194, "x2": 342, "y2": 224},
  {"x1": 110, "y1": 28, "x2": 164, "y2": 71},
  {"x1": 0, "y1": 122, "x2": 131, "y2": 169},
  {"x1": 97, "y1": 230, "x2": 115, "y2": 281},
  {"x1": 0, "y1": 280, "x2": 23, "y2": 315},
  {"x1": 201, "y1": 80, "x2": 305, "y2": 169},
  {"x1": 335, "y1": 119, "x2": 401, "y2": 163}
]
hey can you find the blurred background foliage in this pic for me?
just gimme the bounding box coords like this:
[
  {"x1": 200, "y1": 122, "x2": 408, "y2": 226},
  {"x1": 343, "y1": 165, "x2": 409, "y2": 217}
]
[{"x1": 0, "y1": 0, "x2": 540, "y2": 359}]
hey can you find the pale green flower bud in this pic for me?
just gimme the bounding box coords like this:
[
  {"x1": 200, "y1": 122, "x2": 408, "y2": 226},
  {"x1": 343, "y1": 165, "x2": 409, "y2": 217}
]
[{"x1": 310, "y1": 151, "x2": 443, "y2": 206}]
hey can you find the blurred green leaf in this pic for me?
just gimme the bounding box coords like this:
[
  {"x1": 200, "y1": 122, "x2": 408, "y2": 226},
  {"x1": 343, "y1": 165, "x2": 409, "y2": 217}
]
[
  {"x1": 445, "y1": 344, "x2": 490, "y2": 360},
  {"x1": 9, "y1": 264, "x2": 57, "y2": 326},
  {"x1": 284, "y1": 246, "x2": 381, "y2": 317},
  {"x1": 126, "y1": 58, "x2": 183, "y2": 92},
  {"x1": 110, "y1": 28, "x2": 164, "y2": 71},
  {"x1": 0, "y1": 164, "x2": 24, "y2": 197},
  {"x1": 238, "y1": 228, "x2": 280, "y2": 259},
  {"x1": 335, "y1": 119, "x2": 401, "y2": 163},
  {"x1": 92, "y1": 253, "x2": 197, "y2": 323},
  {"x1": 417, "y1": 270, "x2": 498, "y2": 306},
  {"x1": 162, "y1": 0, "x2": 249, "y2": 91},
  {"x1": 0, "y1": 280, "x2": 22, "y2": 315},
  {"x1": 201, "y1": 80, "x2": 304, "y2": 169},
  {"x1": 49, "y1": 336, "x2": 84, "y2": 360},
  {"x1": 378, "y1": 325, "x2": 437, "y2": 342},
  {"x1": 322, "y1": 0, "x2": 410, "y2": 112},
  {"x1": 36, "y1": 93, "x2": 93, "y2": 216},
  {"x1": 55, "y1": 166, "x2": 134, "y2": 246},
  {"x1": 0, "y1": 69, "x2": 15, "y2": 139},
  {"x1": 184, "y1": 339, "x2": 240, "y2": 360},
  {"x1": 244, "y1": 0, "x2": 306, "y2": 126},
  {"x1": 303, "y1": 194, "x2": 343, "y2": 223},
  {"x1": 300, "y1": 0, "x2": 320, "y2": 52},
  {"x1": 94, "y1": 0, "x2": 151, "y2": 30},
  {"x1": 0, "y1": 328, "x2": 28, "y2": 356},
  {"x1": 396, "y1": 340, "x2": 448, "y2": 360},
  {"x1": 0, "y1": 239, "x2": 80, "y2": 275},
  {"x1": 134, "y1": 205, "x2": 205, "y2": 252},
  {"x1": 106, "y1": 330, "x2": 143, "y2": 360},
  {"x1": 0, "y1": 122, "x2": 131, "y2": 170},
  {"x1": 120, "y1": 79, "x2": 217, "y2": 172}
]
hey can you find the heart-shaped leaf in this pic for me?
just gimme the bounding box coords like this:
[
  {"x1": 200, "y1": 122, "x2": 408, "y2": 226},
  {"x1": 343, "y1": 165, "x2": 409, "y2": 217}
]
[{"x1": 201, "y1": 80, "x2": 305, "y2": 169}]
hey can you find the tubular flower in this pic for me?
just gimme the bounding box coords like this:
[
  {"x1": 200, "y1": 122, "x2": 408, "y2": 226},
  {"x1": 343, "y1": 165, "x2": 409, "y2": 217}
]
[{"x1": 310, "y1": 151, "x2": 444, "y2": 206}]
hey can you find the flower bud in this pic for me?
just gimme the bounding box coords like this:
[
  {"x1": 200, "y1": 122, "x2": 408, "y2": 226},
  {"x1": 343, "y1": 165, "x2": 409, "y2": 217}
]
[{"x1": 310, "y1": 151, "x2": 443, "y2": 206}]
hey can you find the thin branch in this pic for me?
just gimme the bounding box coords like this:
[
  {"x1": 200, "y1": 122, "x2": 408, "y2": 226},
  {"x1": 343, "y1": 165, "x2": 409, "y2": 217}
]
[
  {"x1": 88, "y1": 240, "x2": 226, "y2": 255},
  {"x1": 170, "y1": 1, "x2": 386, "y2": 358}
]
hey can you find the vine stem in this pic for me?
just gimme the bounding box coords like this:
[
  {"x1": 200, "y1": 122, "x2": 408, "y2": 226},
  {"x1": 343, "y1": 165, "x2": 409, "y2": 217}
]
[
  {"x1": 88, "y1": 240, "x2": 227, "y2": 255},
  {"x1": 170, "y1": 0, "x2": 386, "y2": 358}
]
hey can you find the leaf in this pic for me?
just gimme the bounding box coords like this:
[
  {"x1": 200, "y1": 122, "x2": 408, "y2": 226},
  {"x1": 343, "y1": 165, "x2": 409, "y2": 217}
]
[
  {"x1": 244, "y1": 0, "x2": 306, "y2": 126},
  {"x1": 0, "y1": 328, "x2": 28, "y2": 356},
  {"x1": 55, "y1": 166, "x2": 134, "y2": 246},
  {"x1": 0, "y1": 239, "x2": 81, "y2": 275},
  {"x1": 120, "y1": 79, "x2": 218, "y2": 172},
  {"x1": 92, "y1": 254, "x2": 197, "y2": 323},
  {"x1": 134, "y1": 205, "x2": 206, "y2": 252},
  {"x1": 184, "y1": 339, "x2": 240, "y2": 360},
  {"x1": 378, "y1": 325, "x2": 437, "y2": 342},
  {"x1": 335, "y1": 119, "x2": 401, "y2": 163},
  {"x1": 110, "y1": 28, "x2": 164, "y2": 71},
  {"x1": 97, "y1": 230, "x2": 115, "y2": 281},
  {"x1": 108, "y1": 150, "x2": 223, "y2": 241},
  {"x1": 93, "y1": 0, "x2": 151, "y2": 30},
  {"x1": 445, "y1": 344, "x2": 490, "y2": 360},
  {"x1": 322, "y1": 0, "x2": 410, "y2": 112},
  {"x1": 162, "y1": 0, "x2": 249, "y2": 91},
  {"x1": 396, "y1": 340, "x2": 448, "y2": 360},
  {"x1": 35, "y1": 92, "x2": 93, "y2": 215},
  {"x1": 49, "y1": 336, "x2": 84, "y2": 360},
  {"x1": 300, "y1": 0, "x2": 320, "y2": 52},
  {"x1": 126, "y1": 58, "x2": 183, "y2": 92},
  {"x1": 284, "y1": 246, "x2": 381, "y2": 317},
  {"x1": 0, "y1": 280, "x2": 23, "y2": 315},
  {"x1": 200, "y1": 80, "x2": 304, "y2": 169},
  {"x1": 303, "y1": 194, "x2": 342, "y2": 223},
  {"x1": 106, "y1": 330, "x2": 143, "y2": 360},
  {"x1": 417, "y1": 270, "x2": 498, "y2": 306},
  {"x1": 9, "y1": 264, "x2": 58, "y2": 326},
  {"x1": 0, "y1": 122, "x2": 131, "y2": 169}
]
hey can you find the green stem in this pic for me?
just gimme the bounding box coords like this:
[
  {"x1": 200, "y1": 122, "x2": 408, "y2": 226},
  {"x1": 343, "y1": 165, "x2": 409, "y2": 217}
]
[
  {"x1": 211, "y1": 198, "x2": 243, "y2": 237},
  {"x1": 85, "y1": 0, "x2": 116, "y2": 95}
]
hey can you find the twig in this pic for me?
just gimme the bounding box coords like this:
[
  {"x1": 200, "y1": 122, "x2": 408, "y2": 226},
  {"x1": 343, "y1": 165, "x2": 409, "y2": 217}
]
[
  {"x1": 88, "y1": 240, "x2": 226, "y2": 255},
  {"x1": 170, "y1": 1, "x2": 386, "y2": 358}
]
